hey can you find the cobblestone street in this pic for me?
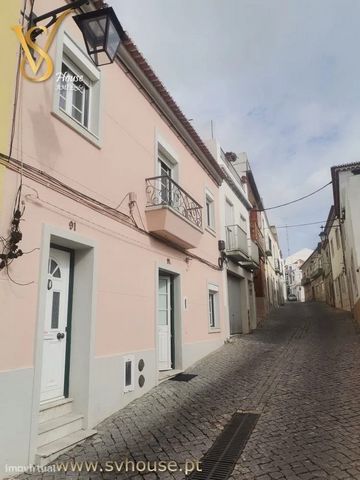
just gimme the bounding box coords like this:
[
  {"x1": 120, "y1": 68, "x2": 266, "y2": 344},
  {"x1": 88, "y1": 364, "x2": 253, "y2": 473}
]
[{"x1": 22, "y1": 303, "x2": 360, "y2": 480}]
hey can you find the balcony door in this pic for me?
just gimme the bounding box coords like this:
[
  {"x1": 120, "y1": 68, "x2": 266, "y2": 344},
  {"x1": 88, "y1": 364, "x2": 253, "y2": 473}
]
[
  {"x1": 225, "y1": 199, "x2": 234, "y2": 226},
  {"x1": 225, "y1": 199, "x2": 235, "y2": 247},
  {"x1": 158, "y1": 157, "x2": 172, "y2": 205}
]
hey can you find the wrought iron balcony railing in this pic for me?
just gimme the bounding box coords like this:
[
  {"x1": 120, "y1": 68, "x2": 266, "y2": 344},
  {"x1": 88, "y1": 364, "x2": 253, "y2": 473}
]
[{"x1": 145, "y1": 176, "x2": 202, "y2": 229}]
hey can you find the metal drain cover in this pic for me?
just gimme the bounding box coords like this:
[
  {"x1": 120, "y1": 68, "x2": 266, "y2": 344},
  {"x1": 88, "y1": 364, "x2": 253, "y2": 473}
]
[
  {"x1": 170, "y1": 373, "x2": 198, "y2": 382},
  {"x1": 187, "y1": 412, "x2": 260, "y2": 479}
]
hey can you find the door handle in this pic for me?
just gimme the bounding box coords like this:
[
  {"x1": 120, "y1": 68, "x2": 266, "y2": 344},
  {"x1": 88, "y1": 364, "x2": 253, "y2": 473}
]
[{"x1": 57, "y1": 332, "x2": 65, "y2": 340}]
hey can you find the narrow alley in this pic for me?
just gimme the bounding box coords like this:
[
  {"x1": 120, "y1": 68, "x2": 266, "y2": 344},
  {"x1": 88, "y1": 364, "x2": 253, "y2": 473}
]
[{"x1": 19, "y1": 303, "x2": 360, "y2": 480}]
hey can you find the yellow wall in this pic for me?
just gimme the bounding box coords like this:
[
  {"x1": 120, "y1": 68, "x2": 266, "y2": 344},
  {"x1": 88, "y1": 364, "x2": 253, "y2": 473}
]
[{"x1": 0, "y1": 2, "x2": 21, "y2": 209}]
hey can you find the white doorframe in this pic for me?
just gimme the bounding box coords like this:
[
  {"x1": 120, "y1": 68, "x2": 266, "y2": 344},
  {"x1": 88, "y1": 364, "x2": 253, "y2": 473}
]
[
  {"x1": 157, "y1": 275, "x2": 172, "y2": 371},
  {"x1": 155, "y1": 264, "x2": 183, "y2": 378},
  {"x1": 28, "y1": 225, "x2": 97, "y2": 465}
]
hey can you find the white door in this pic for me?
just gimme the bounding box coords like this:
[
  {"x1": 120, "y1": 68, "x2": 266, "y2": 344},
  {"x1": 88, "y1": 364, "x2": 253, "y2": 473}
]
[
  {"x1": 228, "y1": 274, "x2": 242, "y2": 335},
  {"x1": 225, "y1": 199, "x2": 234, "y2": 226},
  {"x1": 158, "y1": 276, "x2": 172, "y2": 371},
  {"x1": 40, "y1": 248, "x2": 71, "y2": 403},
  {"x1": 225, "y1": 199, "x2": 235, "y2": 246}
]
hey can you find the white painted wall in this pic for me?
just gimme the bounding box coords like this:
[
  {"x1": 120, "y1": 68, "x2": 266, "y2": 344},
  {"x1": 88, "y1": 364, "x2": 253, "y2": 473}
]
[
  {"x1": 262, "y1": 214, "x2": 285, "y2": 307},
  {"x1": 285, "y1": 249, "x2": 312, "y2": 302},
  {"x1": 205, "y1": 139, "x2": 255, "y2": 333},
  {"x1": 339, "y1": 170, "x2": 360, "y2": 308}
]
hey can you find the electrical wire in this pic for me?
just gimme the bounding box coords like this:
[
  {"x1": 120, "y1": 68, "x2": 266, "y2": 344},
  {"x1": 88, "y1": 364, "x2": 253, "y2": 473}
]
[
  {"x1": 0, "y1": 2, "x2": 41, "y2": 285},
  {"x1": 257, "y1": 181, "x2": 332, "y2": 211},
  {"x1": 25, "y1": 193, "x2": 221, "y2": 271},
  {"x1": 22, "y1": 247, "x2": 40, "y2": 255},
  {"x1": 265, "y1": 220, "x2": 327, "y2": 230},
  {"x1": 6, "y1": 262, "x2": 34, "y2": 286},
  {"x1": 135, "y1": 200, "x2": 147, "y2": 230},
  {"x1": 1, "y1": 153, "x2": 134, "y2": 226},
  {"x1": 115, "y1": 192, "x2": 130, "y2": 210}
]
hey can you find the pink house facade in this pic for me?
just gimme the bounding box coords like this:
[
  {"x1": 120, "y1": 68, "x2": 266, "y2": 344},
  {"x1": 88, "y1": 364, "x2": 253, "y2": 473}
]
[{"x1": 0, "y1": 0, "x2": 227, "y2": 473}]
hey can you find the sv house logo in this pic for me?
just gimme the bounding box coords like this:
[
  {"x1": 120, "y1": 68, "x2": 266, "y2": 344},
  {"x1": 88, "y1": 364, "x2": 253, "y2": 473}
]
[{"x1": 12, "y1": 11, "x2": 70, "y2": 82}]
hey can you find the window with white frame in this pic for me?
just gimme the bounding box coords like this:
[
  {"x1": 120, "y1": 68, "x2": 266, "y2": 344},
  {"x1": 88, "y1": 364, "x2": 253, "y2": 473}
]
[
  {"x1": 59, "y1": 57, "x2": 90, "y2": 129},
  {"x1": 123, "y1": 355, "x2": 135, "y2": 392},
  {"x1": 208, "y1": 284, "x2": 219, "y2": 329},
  {"x1": 240, "y1": 213, "x2": 247, "y2": 231},
  {"x1": 335, "y1": 228, "x2": 341, "y2": 249},
  {"x1": 205, "y1": 191, "x2": 215, "y2": 230},
  {"x1": 54, "y1": 33, "x2": 101, "y2": 143}
]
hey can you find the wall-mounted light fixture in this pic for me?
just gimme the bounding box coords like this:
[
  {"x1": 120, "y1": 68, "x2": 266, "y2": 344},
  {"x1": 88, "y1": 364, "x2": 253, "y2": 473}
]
[
  {"x1": 73, "y1": 7, "x2": 126, "y2": 65},
  {"x1": 29, "y1": 1, "x2": 125, "y2": 67},
  {"x1": 319, "y1": 227, "x2": 326, "y2": 243}
]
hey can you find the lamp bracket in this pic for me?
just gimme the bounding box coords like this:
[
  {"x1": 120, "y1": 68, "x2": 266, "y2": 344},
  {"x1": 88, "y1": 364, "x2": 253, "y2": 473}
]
[{"x1": 29, "y1": 0, "x2": 89, "y2": 39}]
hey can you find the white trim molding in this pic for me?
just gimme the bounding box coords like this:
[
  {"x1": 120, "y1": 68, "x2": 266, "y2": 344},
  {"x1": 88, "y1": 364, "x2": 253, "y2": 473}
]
[{"x1": 52, "y1": 31, "x2": 102, "y2": 147}]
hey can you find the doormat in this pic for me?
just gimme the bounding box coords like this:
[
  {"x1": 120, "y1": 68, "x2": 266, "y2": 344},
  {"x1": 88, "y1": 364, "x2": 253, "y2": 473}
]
[
  {"x1": 170, "y1": 373, "x2": 198, "y2": 382},
  {"x1": 187, "y1": 412, "x2": 260, "y2": 479}
]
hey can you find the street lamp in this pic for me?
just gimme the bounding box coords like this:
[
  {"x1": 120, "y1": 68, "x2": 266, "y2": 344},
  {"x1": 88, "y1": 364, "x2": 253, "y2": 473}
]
[
  {"x1": 29, "y1": 2, "x2": 125, "y2": 67},
  {"x1": 73, "y1": 7, "x2": 126, "y2": 65},
  {"x1": 319, "y1": 228, "x2": 326, "y2": 243}
]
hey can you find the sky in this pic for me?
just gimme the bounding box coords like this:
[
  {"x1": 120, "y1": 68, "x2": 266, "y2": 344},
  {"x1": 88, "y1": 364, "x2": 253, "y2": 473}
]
[{"x1": 113, "y1": 0, "x2": 360, "y2": 256}]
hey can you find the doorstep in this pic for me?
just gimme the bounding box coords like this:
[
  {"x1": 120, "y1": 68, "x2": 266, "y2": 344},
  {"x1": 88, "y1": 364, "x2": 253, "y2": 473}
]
[{"x1": 158, "y1": 369, "x2": 184, "y2": 383}]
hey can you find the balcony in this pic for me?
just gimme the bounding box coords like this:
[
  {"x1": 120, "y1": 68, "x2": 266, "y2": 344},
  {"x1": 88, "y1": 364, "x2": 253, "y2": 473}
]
[
  {"x1": 220, "y1": 149, "x2": 245, "y2": 187},
  {"x1": 225, "y1": 224, "x2": 248, "y2": 261},
  {"x1": 240, "y1": 240, "x2": 260, "y2": 271},
  {"x1": 311, "y1": 267, "x2": 324, "y2": 280},
  {"x1": 145, "y1": 176, "x2": 202, "y2": 249},
  {"x1": 275, "y1": 258, "x2": 281, "y2": 274}
]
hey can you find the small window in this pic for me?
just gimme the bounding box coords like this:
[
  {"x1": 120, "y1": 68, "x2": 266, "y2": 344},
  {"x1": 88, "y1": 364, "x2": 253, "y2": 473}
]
[
  {"x1": 205, "y1": 193, "x2": 215, "y2": 230},
  {"x1": 123, "y1": 355, "x2": 135, "y2": 392},
  {"x1": 335, "y1": 228, "x2": 340, "y2": 250},
  {"x1": 48, "y1": 258, "x2": 61, "y2": 278},
  {"x1": 59, "y1": 59, "x2": 90, "y2": 129},
  {"x1": 225, "y1": 198, "x2": 234, "y2": 227},
  {"x1": 330, "y1": 239, "x2": 334, "y2": 257},
  {"x1": 53, "y1": 33, "x2": 101, "y2": 145},
  {"x1": 240, "y1": 214, "x2": 247, "y2": 231},
  {"x1": 208, "y1": 285, "x2": 219, "y2": 329},
  {"x1": 51, "y1": 292, "x2": 60, "y2": 329}
]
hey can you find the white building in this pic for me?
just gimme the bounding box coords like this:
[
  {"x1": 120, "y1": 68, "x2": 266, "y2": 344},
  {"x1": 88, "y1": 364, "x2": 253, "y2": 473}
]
[
  {"x1": 285, "y1": 248, "x2": 313, "y2": 301},
  {"x1": 325, "y1": 207, "x2": 350, "y2": 311},
  {"x1": 331, "y1": 163, "x2": 360, "y2": 323},
  {"x1": 263, "y1": 218, "x2": 285, "y2": 308},
  {"x1": 206, "y1": 141, "x2": 259, "y2": 335}
]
